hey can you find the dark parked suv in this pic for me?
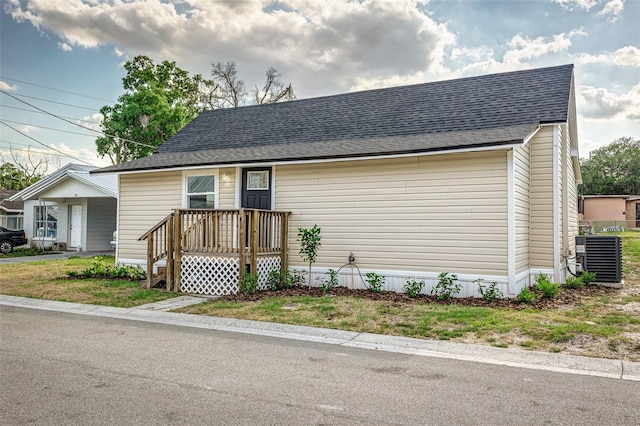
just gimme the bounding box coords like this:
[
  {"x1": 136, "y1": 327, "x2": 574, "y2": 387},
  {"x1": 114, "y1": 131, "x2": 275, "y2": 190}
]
[{"x1": 0, "y1": 226, "x2": 28, "y2": 254}]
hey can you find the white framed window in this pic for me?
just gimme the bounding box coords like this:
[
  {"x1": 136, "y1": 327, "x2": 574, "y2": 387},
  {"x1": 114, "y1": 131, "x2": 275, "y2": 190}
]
[
  {"x1": 34, "y1": 204, "x2": 58, "y2": 238},
  {"x1": 246, "y1": 170, "x2": 269, "y2": 190},
  {"x1": 184, "y1": 172, "x2": 218, "y2": 209}
]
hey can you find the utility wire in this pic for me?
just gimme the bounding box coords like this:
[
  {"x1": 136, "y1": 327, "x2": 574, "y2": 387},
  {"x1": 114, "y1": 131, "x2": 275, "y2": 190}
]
[
  {"x1": 1, "y1": 104, "x2": 102, "y2": 124},
  {"x1": 1, "y1": 119, "x2": 98, "y2": 138},
  {"x1": 0, "y1": 91, "x2": 99, "y2": 112},
  {"x1": 0, "y1": 75, "x2": 115, "y2": 103},
  {"x1": 0, "y1": 120, "x2": 95, "y2": 166},
  {"x1": 0, "y1": 145, "x2": 100, "y2": 160},
  {"x1": 0, "y1": 90, "x2": 156, "y2": 149}
]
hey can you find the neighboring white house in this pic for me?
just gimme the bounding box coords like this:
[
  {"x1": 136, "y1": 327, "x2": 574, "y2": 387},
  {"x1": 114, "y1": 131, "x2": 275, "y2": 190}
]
[
  {"x1": 93, "y1": 65, "x2": 581, "y2": 297},
  {"x1": 10, "y1": 164, "x2": 117, "y2": 251}
]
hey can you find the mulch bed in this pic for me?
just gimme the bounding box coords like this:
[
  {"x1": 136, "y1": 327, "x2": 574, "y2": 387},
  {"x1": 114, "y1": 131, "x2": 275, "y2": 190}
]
[{"x1": 218, "y1": 284, "x2": 616, "y2": 310}]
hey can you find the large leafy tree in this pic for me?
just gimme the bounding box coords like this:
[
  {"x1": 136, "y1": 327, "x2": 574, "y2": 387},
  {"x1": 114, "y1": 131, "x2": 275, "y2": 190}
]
[
  {"x1": 96, "y1": 56, "x2": 215, "y2": 164},
  {"x1": 579, "y1": 137, "x2": 640, "y2": 195},
  {"x1": 97, "y1": 57, "x2": 296, "y2": 165}
]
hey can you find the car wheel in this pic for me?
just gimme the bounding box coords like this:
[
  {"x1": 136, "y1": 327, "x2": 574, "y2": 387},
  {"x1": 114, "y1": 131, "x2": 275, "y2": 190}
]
[{"x1": 0, "y1": 240, "x2": 13, "y2": 254}]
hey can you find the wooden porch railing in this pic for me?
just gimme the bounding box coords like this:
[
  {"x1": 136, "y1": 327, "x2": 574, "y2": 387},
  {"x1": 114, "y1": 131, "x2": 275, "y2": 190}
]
[{"x1": 139, "y1": 208, "x2": 289, "y2": 292}]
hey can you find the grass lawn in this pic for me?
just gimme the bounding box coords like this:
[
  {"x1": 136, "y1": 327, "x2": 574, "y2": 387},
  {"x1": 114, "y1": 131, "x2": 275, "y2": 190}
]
[
  {"x1": 0, "y1": 256, "x2": 178, "y2": 308},
  {"x1": 177, "y1": 232, "x2": 640, "y2": 361},
  {"x1": 1, "y1": 234, "x2": 639, "y2": 361}
]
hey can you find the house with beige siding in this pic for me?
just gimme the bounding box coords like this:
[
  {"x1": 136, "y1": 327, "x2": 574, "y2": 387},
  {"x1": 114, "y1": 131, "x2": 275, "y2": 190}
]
[{"x1": 94, "y1": 65, "x2": 581, "y2": 297}]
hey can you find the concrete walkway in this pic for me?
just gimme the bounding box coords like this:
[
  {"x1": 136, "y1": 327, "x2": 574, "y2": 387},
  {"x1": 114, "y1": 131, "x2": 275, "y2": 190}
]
[
  {"x1": 0, "y1": 250, "x2": 115, "y2": 265},
  {"x1": 1, "y1": 294, "x2": 638, "y2": 382}
]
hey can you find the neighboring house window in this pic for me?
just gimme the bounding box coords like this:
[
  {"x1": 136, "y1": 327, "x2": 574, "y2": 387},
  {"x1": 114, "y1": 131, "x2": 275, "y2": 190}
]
[
  {"x1": 35, "y1": 205, "x2": 58, "y2": 238},
  {"x1": 186, "y1": 175, "x2": 216, "y2": 208}
]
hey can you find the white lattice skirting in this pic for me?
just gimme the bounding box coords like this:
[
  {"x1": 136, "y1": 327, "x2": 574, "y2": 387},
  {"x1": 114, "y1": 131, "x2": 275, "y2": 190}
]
[
  {"x1": 257, "y1": 256, "x2": 281, "y2": 290},
  {"x1": 179, "y1": 255, "x2": 282, "y2": 296},
  {"x1": 180, "y1": 255, "x2": 239, "y2": 296}
]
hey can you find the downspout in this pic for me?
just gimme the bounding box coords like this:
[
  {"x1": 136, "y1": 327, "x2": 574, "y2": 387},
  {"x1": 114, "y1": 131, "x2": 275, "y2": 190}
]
[{"x1": 561, "y1": 123, "x2": 570, "y2": 282}]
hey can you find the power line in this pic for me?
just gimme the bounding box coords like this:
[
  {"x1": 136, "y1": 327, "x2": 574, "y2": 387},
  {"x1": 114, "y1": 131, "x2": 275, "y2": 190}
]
[
  {"x1": 0, "y1": 104, "x2": 102, "y2": 124},
  {"x1": 0, "y1": 90, "x2": 156, "y2": 149},
  {"x1": 0, "y1": 144, "x2": 100, "y2": 160},
  {"x1": 0, "y1": 75, "x2": 115, "y2": 103},
  {"x1": 1, "y1": 119, "x2": 98, "y2": 138},
  {"x1": 0, "y1": 120, "x2": 95, "y2": 166},
  {"x1": 0, "y1": 91, "x2": 99, "y2": 112}
]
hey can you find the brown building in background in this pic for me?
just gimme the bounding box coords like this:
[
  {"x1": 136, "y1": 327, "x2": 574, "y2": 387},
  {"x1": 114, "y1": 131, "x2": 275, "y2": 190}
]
[{"x1": 579, "y1": 195, "x2": 640, "y2": 231}]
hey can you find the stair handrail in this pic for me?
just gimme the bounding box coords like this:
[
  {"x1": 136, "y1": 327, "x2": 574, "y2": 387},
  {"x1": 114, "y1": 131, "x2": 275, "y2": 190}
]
[{"x1": 138, "y1": 213, "x2": 174, "y2": 241}]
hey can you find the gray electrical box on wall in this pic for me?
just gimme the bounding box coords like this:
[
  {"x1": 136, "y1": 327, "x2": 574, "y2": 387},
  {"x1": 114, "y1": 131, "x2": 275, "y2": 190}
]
[{"x1": 576, "y1": 235, "x2": 622, "y2": 284}]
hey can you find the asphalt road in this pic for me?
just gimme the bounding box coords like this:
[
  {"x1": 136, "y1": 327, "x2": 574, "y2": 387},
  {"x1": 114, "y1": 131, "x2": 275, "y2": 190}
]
[{"x1": 1, "y1": 306, "x2": 639, "y2": 425}]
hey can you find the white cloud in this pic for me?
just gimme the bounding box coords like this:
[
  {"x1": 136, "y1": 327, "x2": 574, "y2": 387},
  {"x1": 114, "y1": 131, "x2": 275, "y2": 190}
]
[
  {"x1": 598, "y1": 0, "x2": 625, "y2": 22},
  {"x1": 577, "y1": 46, "x2": 640, "y2": 67},
  {"x1": 579, "y1": 83, "x2": 640, "y2": 121},
  {"x1": 57, "y1": 42, "x2": 72, "y2": 51},
  {"x1": 78, "y1": 113, "x2": 104, "y2": 133},
  {"x1": 3, "y1": 0, "x2": 456, "y2": 97},
  {"x1": 453, "y1": 29, "x2": 586, "y2": 76},
  {"x1": 0, "y1": 81, "x2": 19, "y2": 91},
  {"x1": 552, "y1": 0, "x2": 599, "y2": 11}
]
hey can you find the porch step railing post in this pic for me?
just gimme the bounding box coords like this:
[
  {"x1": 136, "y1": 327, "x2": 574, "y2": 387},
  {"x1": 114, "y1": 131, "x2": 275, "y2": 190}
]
[
  {"x1": 238, "y1": 209, "x2": 246, "y2": 283},
  {"x1": 174, "y1": 209, "x2": 182, "y2": 292},
  {"x1": 280, "y1": 212, "x2": 289, "y2": 274},
  {"x1": 145, "y1": 234, "x2": 153, "y2": 289},
  {"x1": 250, "y1": 209, "x2": 259, "y2": 276},
  {"x1": 166, "y1": 213, "x2": 174, "y2": 292}
]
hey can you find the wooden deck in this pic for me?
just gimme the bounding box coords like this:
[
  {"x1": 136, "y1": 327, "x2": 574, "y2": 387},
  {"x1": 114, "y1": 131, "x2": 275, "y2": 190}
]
[{"x1": 139, "y1": 208, "x2": 290, "y2": 293}]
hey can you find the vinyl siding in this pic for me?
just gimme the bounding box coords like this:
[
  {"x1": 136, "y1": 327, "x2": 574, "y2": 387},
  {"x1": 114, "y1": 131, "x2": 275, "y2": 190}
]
[
  {"x1": 513, "y1": 144, "x2": 530, "y2": 273},
  {"x1": 218, "y1": 167, "x2": 236, "y2": 209},
  {"x1": 86, "y1": 198, "x2": 117, "y2": 251},
  {"x1": 276, "y1": 151, "x2": 509, "y2": 275},
  {"x1": 529, "y1": 126, "x2": 554, "y2": 269},
  {"x1": 118, "y1": 171, "x2": 182, "y2": 261}
]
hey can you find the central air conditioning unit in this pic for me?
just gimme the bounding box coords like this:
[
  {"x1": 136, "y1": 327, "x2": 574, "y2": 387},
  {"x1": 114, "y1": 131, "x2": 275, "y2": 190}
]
[{"x1": 575, "y1": 235, "x2": 622, "y2": 285}]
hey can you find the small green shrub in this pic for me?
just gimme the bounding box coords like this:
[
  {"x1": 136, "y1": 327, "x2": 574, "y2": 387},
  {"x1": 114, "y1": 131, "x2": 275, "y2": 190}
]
[
  {"x1": 266, "y1": 269, "x2": 284, "y2": 290},
  {"x1": 535, "y1": 274, "x2": 560, "y2": 298},
  {"x1": 365, "y1": 272, "x2": 385, "y2": 293},
  {"x1": 403, "y1": 278, "x2": 425, "y2": 298},
  {"x1": 239, "y1": 273, "x2": 258, "y2": 294},
  {"x1": 564, "y1": 276, "x2": 585, "y2": 289},
  {"x1": 475, "y1": 279, "x2": 503, "y2": 302},
  {"x1": 68, "y1": 256, "x2": 146, "y2": 280},
  {"x1": 287, "y1": 269, "x2": 307, "y2": 287},
  {"x1": 580, "y1": 270, "x2": 597, "y2": 284},
  {"x1": 431, "y1": 272, "x2": 461, "y2": 300},
  {"x1": 517, "y1": 286, "x2": 536, "y2": 303},
  {"x1": 319, "y1": 269, "x2": 339, "y2": 293}
]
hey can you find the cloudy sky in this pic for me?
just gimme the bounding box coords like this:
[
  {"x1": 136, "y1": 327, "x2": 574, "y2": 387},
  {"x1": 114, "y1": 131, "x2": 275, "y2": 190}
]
[{"x1": 1, "y1": 0, "x2": 638, "y2": 169}]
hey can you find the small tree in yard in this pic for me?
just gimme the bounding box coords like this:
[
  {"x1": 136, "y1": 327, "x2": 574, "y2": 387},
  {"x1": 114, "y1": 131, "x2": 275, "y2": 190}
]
[{"x1": 297, "y1": 225, "x2": 321, "y2": 288}]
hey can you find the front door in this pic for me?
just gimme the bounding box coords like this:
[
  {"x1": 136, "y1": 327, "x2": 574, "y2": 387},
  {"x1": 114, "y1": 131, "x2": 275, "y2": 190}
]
[
  {"x1": 70, "y1": 205, "x2": 82, "y2": 249},
  {"x1": 241, "y1": 167, "x2": 272, "y2": 210}
]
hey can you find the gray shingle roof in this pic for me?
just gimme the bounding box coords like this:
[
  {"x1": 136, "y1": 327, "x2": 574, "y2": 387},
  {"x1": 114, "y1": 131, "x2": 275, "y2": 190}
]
[{"x1": 94, "y1": 64, "x2": 573, "y2": 174}]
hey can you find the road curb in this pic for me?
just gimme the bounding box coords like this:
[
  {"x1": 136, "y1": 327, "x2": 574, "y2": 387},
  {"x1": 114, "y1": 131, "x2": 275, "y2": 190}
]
[{"x1": 1, "y1": 294, "x2": 638, "y2": 381}]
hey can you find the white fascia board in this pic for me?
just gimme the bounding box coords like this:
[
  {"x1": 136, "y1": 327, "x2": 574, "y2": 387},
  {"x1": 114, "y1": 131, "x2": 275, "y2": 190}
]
[{"x1": 112, "y1": 143, "x2": 523, "y2": 176}]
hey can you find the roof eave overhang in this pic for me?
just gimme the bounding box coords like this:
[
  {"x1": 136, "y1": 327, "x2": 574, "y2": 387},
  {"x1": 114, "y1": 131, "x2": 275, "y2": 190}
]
[{"x1": 93, "y1": 139, "x2": 523, "y2": 176}]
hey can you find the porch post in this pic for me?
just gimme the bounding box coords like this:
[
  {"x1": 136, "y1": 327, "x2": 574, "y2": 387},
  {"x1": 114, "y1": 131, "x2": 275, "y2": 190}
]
[
  {"x1": 144, "y1": 235, "x2": 153, "y2": 289},
  {"x1": 250, "y1": 209, "x2": 259, "y2": 276},
  {"x1": 238, "y1": 209, "x2": 246, "y2": 283},
  {"x1": 173, "y1": 209, "x2": 182, "y2": 292},
  {"x1": 166, "y1": 213, "x2": 174, "y2": 292},
  {"x1": 280, "y1": 212, "x2": 289, "y2": 274}
]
